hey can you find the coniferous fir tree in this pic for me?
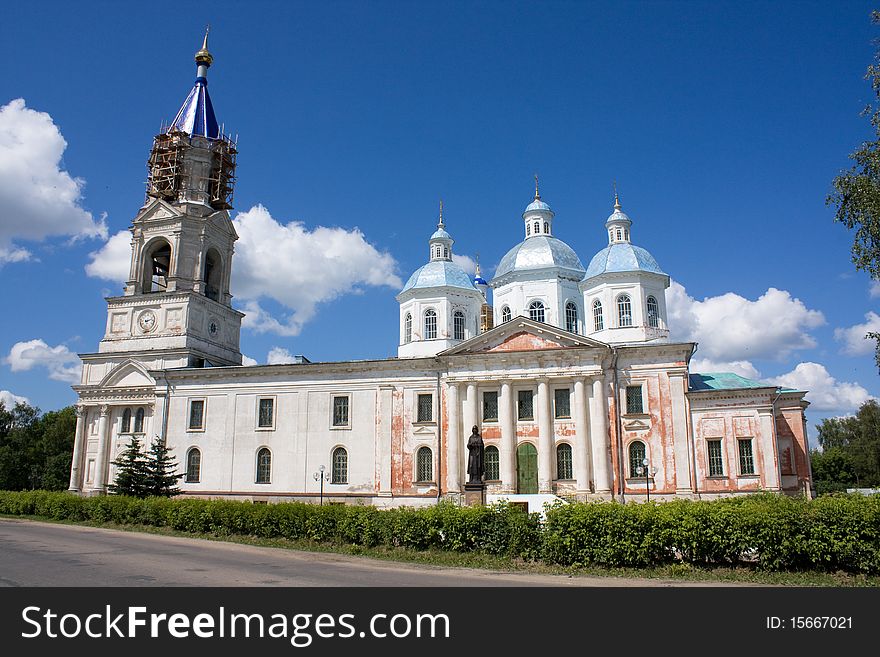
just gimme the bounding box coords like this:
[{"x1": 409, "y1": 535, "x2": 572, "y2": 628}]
[
  {"x1": 146, "y1": 437, "x2": 183, "y2": 497},
  {"x1": 107, "y1": 436, "x2": 150, "y2": 497}
]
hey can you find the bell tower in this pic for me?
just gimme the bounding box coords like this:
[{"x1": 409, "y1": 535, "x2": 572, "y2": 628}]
[{"x1": 95, "y1": 32, "x2": 244, "y2": 369}]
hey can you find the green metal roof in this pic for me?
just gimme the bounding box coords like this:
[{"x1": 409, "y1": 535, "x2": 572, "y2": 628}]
[{"x1": 688, "y1": 372, "x2": 772, "y2": 392}]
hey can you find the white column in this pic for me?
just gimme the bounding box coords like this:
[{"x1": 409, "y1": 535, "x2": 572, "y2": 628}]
[
  {"x1": 574, "y1": 378, "x2": 591, "y2": 494},
  {"x1": 499, "y1": 380, "x2": 516, "y2": 493},
  {"x1": 376, "y1": 386, "x2": 394, "y2": 496},
  {"x1": 758, "y1": 410, "x2": 782, "y2": 491},
  {"x1": 446, "y1": 382, "x2": 461, "y2": 493},
  {"x1": 93, "y1": 405, "x2": 111, "y2": 493},
  {"x1": 537, "y1": 378, "x2": 553, "y2": 493},
  {"x1": 67, "y1": 405, "x2": 86, "y2": 492},
  {"x1": 669, "y1": 373, "x2": 694, "y2": 495},
  {"x1": 590, "y1": 378, "x2": 611, "y2": 494},
  {"x1": 463, "y1": 383, "x2": 478, "y2": 488}
]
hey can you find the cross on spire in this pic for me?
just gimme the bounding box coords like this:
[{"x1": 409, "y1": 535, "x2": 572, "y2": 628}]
[{"x1": 534, "y1": 173, "x2": 540, "y2": 200}]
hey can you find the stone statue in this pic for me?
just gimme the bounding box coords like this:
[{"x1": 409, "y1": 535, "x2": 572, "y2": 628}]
[{"x1": 466, "y1": 425, "x2": 484, "y2": 485}]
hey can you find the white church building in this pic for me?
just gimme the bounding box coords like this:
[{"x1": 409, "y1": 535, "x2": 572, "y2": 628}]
[{"x1": 67, "y1": 38, "x2": 813, "y2": 505}]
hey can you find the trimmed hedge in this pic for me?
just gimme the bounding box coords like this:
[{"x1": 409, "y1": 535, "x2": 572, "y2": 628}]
[{"x1": 1, "y1": 490, "x2": 878, "y2": 574}]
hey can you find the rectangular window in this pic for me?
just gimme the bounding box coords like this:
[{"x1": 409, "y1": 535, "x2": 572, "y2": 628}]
[
  {"x1": 517, "y1": 389, "x2": 534, "y2": 421},
  {"x1": 332, "y1": 395, "x2": 350, "y2": 428},
  {"x1": 626, "y1": 385, "x2": 644, "y2": 414},
  {"x1": 738, "y1": 438, "x2": 755, "y2": 475},
  {"x1": 417, "y1": 393, "x2": 433, "y2": 423},
  {"x1": 707, "y1": 439, "x2": 724, "y2": 477},
  {"x1": 482, "y1": 391, "x2": 498, "y2": 422},
  {"x1": 188, "y1": 399, "x2": 205, "y2": 430},
  {"x1": 554, "y1": 388, "x2": 571, "y2": 419},
  {"x1": 257, "y1": 397, "x2": 274, "y2": 429}
]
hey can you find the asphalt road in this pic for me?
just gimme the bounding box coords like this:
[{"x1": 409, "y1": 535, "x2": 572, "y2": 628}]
[{"x1": 0, "y1": 519, "x2": 740, "y2": 587}]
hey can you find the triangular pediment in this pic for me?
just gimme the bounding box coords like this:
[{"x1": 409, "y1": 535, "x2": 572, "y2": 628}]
[
  {"x1": 623, "y1": 418, "x2": 650, "y2": 431},
  {"x1": 441, "y1": 316, "x2": 609, "y2": 356},
  {"x1": 135, "y1": 198, "x2": 183, "y2": 224},
  {"x1": 99, "y1": 359, "x2": 156, "y2": 389}
]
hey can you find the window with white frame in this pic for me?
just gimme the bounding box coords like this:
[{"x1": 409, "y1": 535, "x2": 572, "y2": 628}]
[
  {"x1": 528, "y1": 300, "x2": 545, "y2": 323},
  {"x1": 134, "y1": 408, "x2": 144, "y2": 433},
  {"x1": 626, "y1": 385, "x2": 644, "y2": 414},
  {"x1": 517, "y1": 389, "x2": 534, "y2": 421},
  {"x1": 483, "y1": 391, "x2": 498, "y2": 421},
  {"x1": 255, "y1": 447, "x2": 271, "y2": 484},
  {"x1": 707, "y1": 439, "x2": 724, "y2": 477},
  {"x1": 332, "y1": 395, "x2": 350, "y2": 428},
  {"x1": 121, "y1": 408, "x2": 132, "y2": 433},
  {"x1": 332, "y1": 447, "x2": 348, "y2": 483},
  {"x1": 628, "y1": 441, "x2": 646, "y2": 478},
  {"x1": 738, "y1": 438, "x2": 755, "y2": 475},
  {"x1": 501, "y1": 306, "x2": 511, "y2": 323},
  {"x1": 554, "y1": 388, "x2": 571, "y2": 419},
  {"x1": 565, "y1": 302, "x2": 578, "y2": 334},
  {"x1": 185, "y1": 448, "x2": 201, "y2": 483},
  {"x1": 188, "y1": 399, "x2": 205, "y2": 431},
  {"x1": 404, "y1": 313, "x2": 412, "y2": 343},
  {"x1": 416, "y1": 446, "x2": 433, "y2": 482},
  {"x1": 617, "y1": 294, "x2": 633, "y2": 327},
  {"x1": 484, "y1": 445, "x2": 500, "y2": 480},
  {"x1": 646, "y1": 295, "x2": 660, "y2": 328},
  {"x1": 417, "y1": 393, "x2": 433, "y2": 423},
  {"x1": 453, "y1": 310, "x2": 465, "y2": 340},
  {"x1": 424, "y1": 309, "x2": 437, "y2": 339},
  {"x1": 257, "y1": 397, "x2": 274, "y2": 429},
  {"x1": 592, "y1": 299, "x2": 604, "y2": 331},
  {"x1": 556, "y1": 443, "x2": 573, "y2": 480}
]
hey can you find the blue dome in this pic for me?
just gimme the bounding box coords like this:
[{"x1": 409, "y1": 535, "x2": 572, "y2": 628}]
[
  {"x1": 524, "y1": 198, "x2": 552, "y2": 213},
  {"x1": 584, "y1": 243, "x2": 666, "y2": 279},
  {"x1": 493, "y1": 236, "x2": 585, "y2": 280},
  {"x1": 430, "y1": 227, "x2": 452, "y2": 241},
  {"x1": 400, "y1": 260, "x2": 476, "y2": 294}
]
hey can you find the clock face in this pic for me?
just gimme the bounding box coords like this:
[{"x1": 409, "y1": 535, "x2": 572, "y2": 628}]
[
  {"x1": 138, "y1": 311, "x2": 157, "y2": 333},
  {"x1": 209, "y1": 320, "x2": 219, "y2": 337}
]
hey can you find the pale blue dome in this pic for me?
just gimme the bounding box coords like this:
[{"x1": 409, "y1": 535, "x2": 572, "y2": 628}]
[
  {"x1": 430, "y1": 227, "x2": 452, "y2": 240},
  {"x1": 524, "y1": 198, "x2": 552, "y2": 213},
  {"x1": 401, "y1": 260, "x2": 475, "y2": 293},
  {"x1": 584, "y1": 243, "x2": 666, "y2": 279},
  {"x1": 494, "y1": 236, "x2": 585, "y2": 280}
]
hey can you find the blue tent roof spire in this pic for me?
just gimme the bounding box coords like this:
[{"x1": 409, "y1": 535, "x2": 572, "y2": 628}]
[{"x1": 168, "y1": 29, "x2": 220, "y2": 139}]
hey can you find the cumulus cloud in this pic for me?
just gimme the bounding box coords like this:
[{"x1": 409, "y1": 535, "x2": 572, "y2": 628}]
[
  {"x1": 241, "y1": 355, "x2": 258, "y2": 367},
  {"x1": 0, "y1": 390, "x2": 29, "y2": 409},
  {"x1": 0, "y1": 98, "x2": 106, "y2": 264},
  {"x1": 452, "y1": 253, "x2": 477, "y2": 275},
  {"x1": 766, "y1": 362, "x2": 872, "y2": 412},
  {"x1": 232, "y1": 205, "x2": 401, "y2": 336},
  {"x1": 266, "y1": 347, "x2": 300, "y2": 364},
  {"x1": 85, "y1": 229, "x2": 130, "y2": 282},
  {"x1": 871, "y1": 280, "x2": 880, "y2": 298},
  {"x1": 667, "y1": 281, "x2": 824, "y2": 361},
  {"x1": 834, "y1": 311, "x2": 880, "y2": 356},
  {"x1": 5, "y1": 339, "x2": 82, "y2": 384},
  {"x1": 690, "y1": 357, "x2": 762, "y2": 380}
]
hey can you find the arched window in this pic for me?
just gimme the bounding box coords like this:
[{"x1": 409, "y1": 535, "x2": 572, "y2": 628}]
[
  {"x1": 185, "y1": 448, "x2": 201, "y2": 483},
  {"x1": 134, "y1": 408, "x2": 144, "y2": 433},
  {"x1": 534, "y1": 221, "x2": 540, "y2": 234},
  {"x1": 565, "y1": 302, "x2": 578, "y2": 334},
  {"x1": 256, "y1": 448, "x2": 272, "y2": 484},
  {"x1": 332, "y1": 447, "x2": 348, "y2": 484},
  {"x1": 616, "y1": 229, "x2": 622, "y2": 241},
  {"x1": 556, "y1": 443, "x2": 573, "y2": 480},
  {"x1": 528, "y1": 300, "x2": 545, "y2": 323},
  {"x1": 404, "y1": 313, "x2": 412, "y2": 344},
  {"x1": 424, "y1": 309, "x2": 437, "y2": 339},
  {"x1": 544, "y1": 221, "x2": 549, "y2": 234},
  {"x1": 121, "y1": 408, "x2": 131, "y2": 433},
  {"x1": 453, "y1": 310, "x2": 465, "y2": 340},
  {"x1": 628, "y1": 441, "x2": 646, "y2": 478},
  {"x1": 416, "y1": 446, "x2": 433, "y2": 482},
  {"x1": 526, "y1": 223, "x2": 531, "y2": 236},
  {"x1": 501, "y1": 306, "x2": 511, "y2": 323},
  {"x1": 443, "y1": 247, "x2": 449, "y2": 259},
  {"x1": 646, "y1": 296, "x2": 659, "y2": 328},
  {"x1": 204, "y1": 249, "x2": 222, "y2": 301},
  {"x1": 142, "y1": 240, "x2": 171, "y2": 293},
  {"x1": 617, "y1": 294, "x2": 633, "y2": 327},
  {"x1": 484, "y1": 445, "x2": 500, "y2": 481},
  {"x1": 592, "y1": 299, "x2": 604, "y2": 331}
]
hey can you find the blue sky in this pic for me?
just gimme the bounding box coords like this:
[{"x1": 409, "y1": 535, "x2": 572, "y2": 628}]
[{"x1": 1, "y1": 0, "x2": 878, "y2": 444}]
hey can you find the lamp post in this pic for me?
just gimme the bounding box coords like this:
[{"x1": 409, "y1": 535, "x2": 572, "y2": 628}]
[
  {"x1": 313, "y1": 465, "x2": 330, "y2": 505},
  {"x1": 636, "y1": 457, "x2": 657, "y2": 503}
]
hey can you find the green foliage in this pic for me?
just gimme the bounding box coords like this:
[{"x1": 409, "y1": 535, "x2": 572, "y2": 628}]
[
  {"x1": 828, "y1": 11, "x2": 880, "y2": 369},
  {"x1": 2, "y1": 491, "x2": 880, "y2": 574},
  {"x1": 0, "y1": 401, "x2": 74, "y2": 491},
  {"x1": 145, "y1": 438, "x2": 182, "y2": 497},
  {"x1": 814, "y1": 400, "x2": 880, "y2": 489},
  {"x1": 107, "y1": 437, "x2": 151, "y2": 497}
]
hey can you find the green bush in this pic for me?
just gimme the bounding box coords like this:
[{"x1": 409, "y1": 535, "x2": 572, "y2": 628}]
[{"x1": 2, "y1": 490, "x2": 879, "y2": 574}]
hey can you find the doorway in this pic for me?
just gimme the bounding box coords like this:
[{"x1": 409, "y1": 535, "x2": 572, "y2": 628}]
[{"x1": 516, "y1": 443, "x2": 538, "y2": 494}]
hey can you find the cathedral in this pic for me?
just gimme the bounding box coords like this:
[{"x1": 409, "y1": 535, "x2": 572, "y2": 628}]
[{"x1": 67, "y1": 37, "x2": 813, "y2": 506}]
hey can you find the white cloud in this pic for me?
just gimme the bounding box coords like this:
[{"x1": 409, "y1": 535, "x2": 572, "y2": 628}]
[
  {"x1": 85, "y1": 229, "x2": 130, "y2": 282},
  {"x1": 5, "y1": 339, "x2": 82, "y2": 384},
  {"x1": 0, "y1": 390, "x2": 29, "y2": 409},
  {"x1": 0, "y1": 98, "x2": 106, "y2": 264},
  {"x1": 232, "y1": 204, "x2": 401, "y2": 336},
  {"x1": 834, "y1": 311, "x2": 880, "y2": 356},
  {"x1": 690, "y1": 357, "x2": 762, "y2": 380},
  {"x1": 870, "y1": 280, "x2": 880, "y2": 298},
  {"x1": 452, "y1": 253, "x2": 476, "y2": 275},
  {"x1": 766, "y1": 362, "x2": 872, "y2": 413},
  {"x1": 241, "y1": 355, "x2": 258, "y2": 366},
  {"x1": 667, "y1": 281, "x2": 824, "y2": 361},
  {"x1": 266, "y1": 347, "x2": 299, "y2": 365}
]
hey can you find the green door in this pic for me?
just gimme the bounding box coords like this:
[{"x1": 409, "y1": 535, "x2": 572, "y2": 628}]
[{"x1": 516, "y1": 443, "x2": 538, "y2": 494}]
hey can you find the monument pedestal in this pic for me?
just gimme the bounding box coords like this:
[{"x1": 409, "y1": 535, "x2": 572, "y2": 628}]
[{"x1": 464, "y1": 482, "x2": 486, "y2": 506}]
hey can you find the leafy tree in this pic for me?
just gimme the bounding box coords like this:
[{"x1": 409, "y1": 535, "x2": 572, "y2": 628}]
[
  {"x1": 814, "y1": 399, "x2": 880, "y2": 490},
  {"x1": 145, "y1": 437, "x2": 182, "y2": 497},
  {"x1": 107, "y1": 436, "x2": 151, "y2": 497},
  {"x1": 828, "y1": 10, "x2": 880, "y2": 370}
]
